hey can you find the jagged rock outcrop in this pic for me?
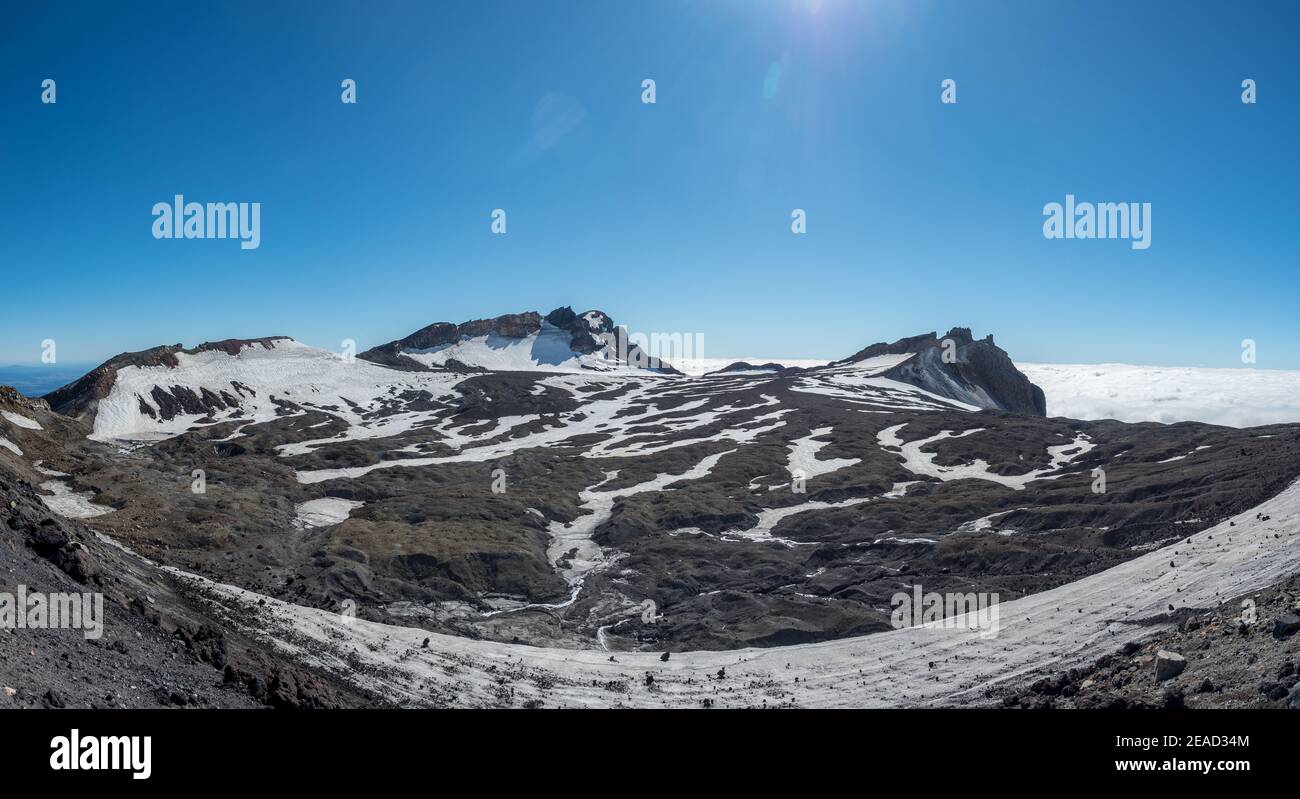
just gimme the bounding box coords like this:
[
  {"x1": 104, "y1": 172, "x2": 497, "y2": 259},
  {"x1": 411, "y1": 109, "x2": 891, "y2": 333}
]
[
  {"x1": 0, "y1": 386, "x2": 49, "y2": 415},
  {"x1": 356, "y1": 313, "x2": 545, "y2": 370},
  {"x1": 834, "y1": 327, "x2": 1046, "y2": 416}
]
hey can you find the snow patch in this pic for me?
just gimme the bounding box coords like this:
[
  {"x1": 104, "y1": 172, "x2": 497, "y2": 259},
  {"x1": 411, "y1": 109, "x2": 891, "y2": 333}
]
[
  {"x1": 294, "y1": 498, "x2": 364, "y2": 528},
  {"x1": 1, "y1": 411, "x2": 42, "y2": 430},
  {"x1": 840, "y1": 353, "x2": 916, "y2": 374},
  {"x1": 39, "y1": 480, "x2": 114, "y2": 519},
  {"x1": 793, "y1": 372, "x2": 981, "y2": 413},
  {"x1": 786, "y1": 426, "x2": 859, "y2": 482}
]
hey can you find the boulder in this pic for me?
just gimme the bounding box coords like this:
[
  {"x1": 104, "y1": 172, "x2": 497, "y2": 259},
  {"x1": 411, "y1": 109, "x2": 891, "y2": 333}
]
[
  {"x1": 1154, "y1": 650, "x2": 1187, "y2": 681},
  {"x1": 1272, "y1": 612, "x2": 1300, "y2": 638}
]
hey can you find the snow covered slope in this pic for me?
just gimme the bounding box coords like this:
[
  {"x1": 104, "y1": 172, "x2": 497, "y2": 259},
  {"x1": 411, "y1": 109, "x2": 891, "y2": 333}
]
[
  {"x1": 1019, "y1": 363, "x2": 1300, "y2": 427},
  {"x1": 828, "y1": 329, "x2": 1045, "y2": 415},
  {"x1": 89, "y1": 338, "x2": 465, "y2": 442}
]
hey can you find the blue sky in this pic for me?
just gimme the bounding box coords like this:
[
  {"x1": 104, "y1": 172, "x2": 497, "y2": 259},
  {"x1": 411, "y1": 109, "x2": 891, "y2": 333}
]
[{"x1": 2, "y1": 0, "x2": 1297, "y2": 371}]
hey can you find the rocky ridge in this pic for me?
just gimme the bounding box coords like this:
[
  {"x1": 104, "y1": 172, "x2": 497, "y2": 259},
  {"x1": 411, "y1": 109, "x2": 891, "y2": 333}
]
[{"x1": 837, "y1": 327, "x2": 1047, "y2": 415}]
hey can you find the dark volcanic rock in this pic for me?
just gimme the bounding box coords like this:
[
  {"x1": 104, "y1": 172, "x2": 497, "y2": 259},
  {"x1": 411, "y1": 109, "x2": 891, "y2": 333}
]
[
  {"x1": 0, "y1": 461, "x2": 370, "y2": 709},
  {"x1": 1272, "y1": 612, "x2": 1300, "y2": 638},
  {"x1": 1154, "y1": 649, "x2": 1187, "y2": 681}
]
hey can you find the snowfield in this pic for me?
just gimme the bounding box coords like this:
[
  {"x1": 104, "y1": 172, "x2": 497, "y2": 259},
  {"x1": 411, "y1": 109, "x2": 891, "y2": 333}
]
[
  {"x1": 293, "y1": 498, "x2": 364, "y2": 528},
  {"x1": 36, "y1": 464, "x2": 115, "y2": 519},
  {"x1": 1018, "y1": 363, "x2": 1300, "y2": 427}
]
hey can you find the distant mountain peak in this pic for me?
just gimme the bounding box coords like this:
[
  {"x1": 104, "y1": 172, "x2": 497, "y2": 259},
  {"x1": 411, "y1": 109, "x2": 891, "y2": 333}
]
[
  {"x1": 831, "y1": 328, "x2": 1045, "y2": 416},
  {"x1": 358, "y1": 306, "x2": 679, "y2": 374}
]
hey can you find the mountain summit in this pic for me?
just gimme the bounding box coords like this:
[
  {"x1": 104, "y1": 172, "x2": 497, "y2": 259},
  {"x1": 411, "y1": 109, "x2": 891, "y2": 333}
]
[
  {"x1": 358, "y1": 306, "x2": 679, "y2": 374},
  {"x1": 831, "y1": 327, "x2": 1046, "y2": 416}
]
